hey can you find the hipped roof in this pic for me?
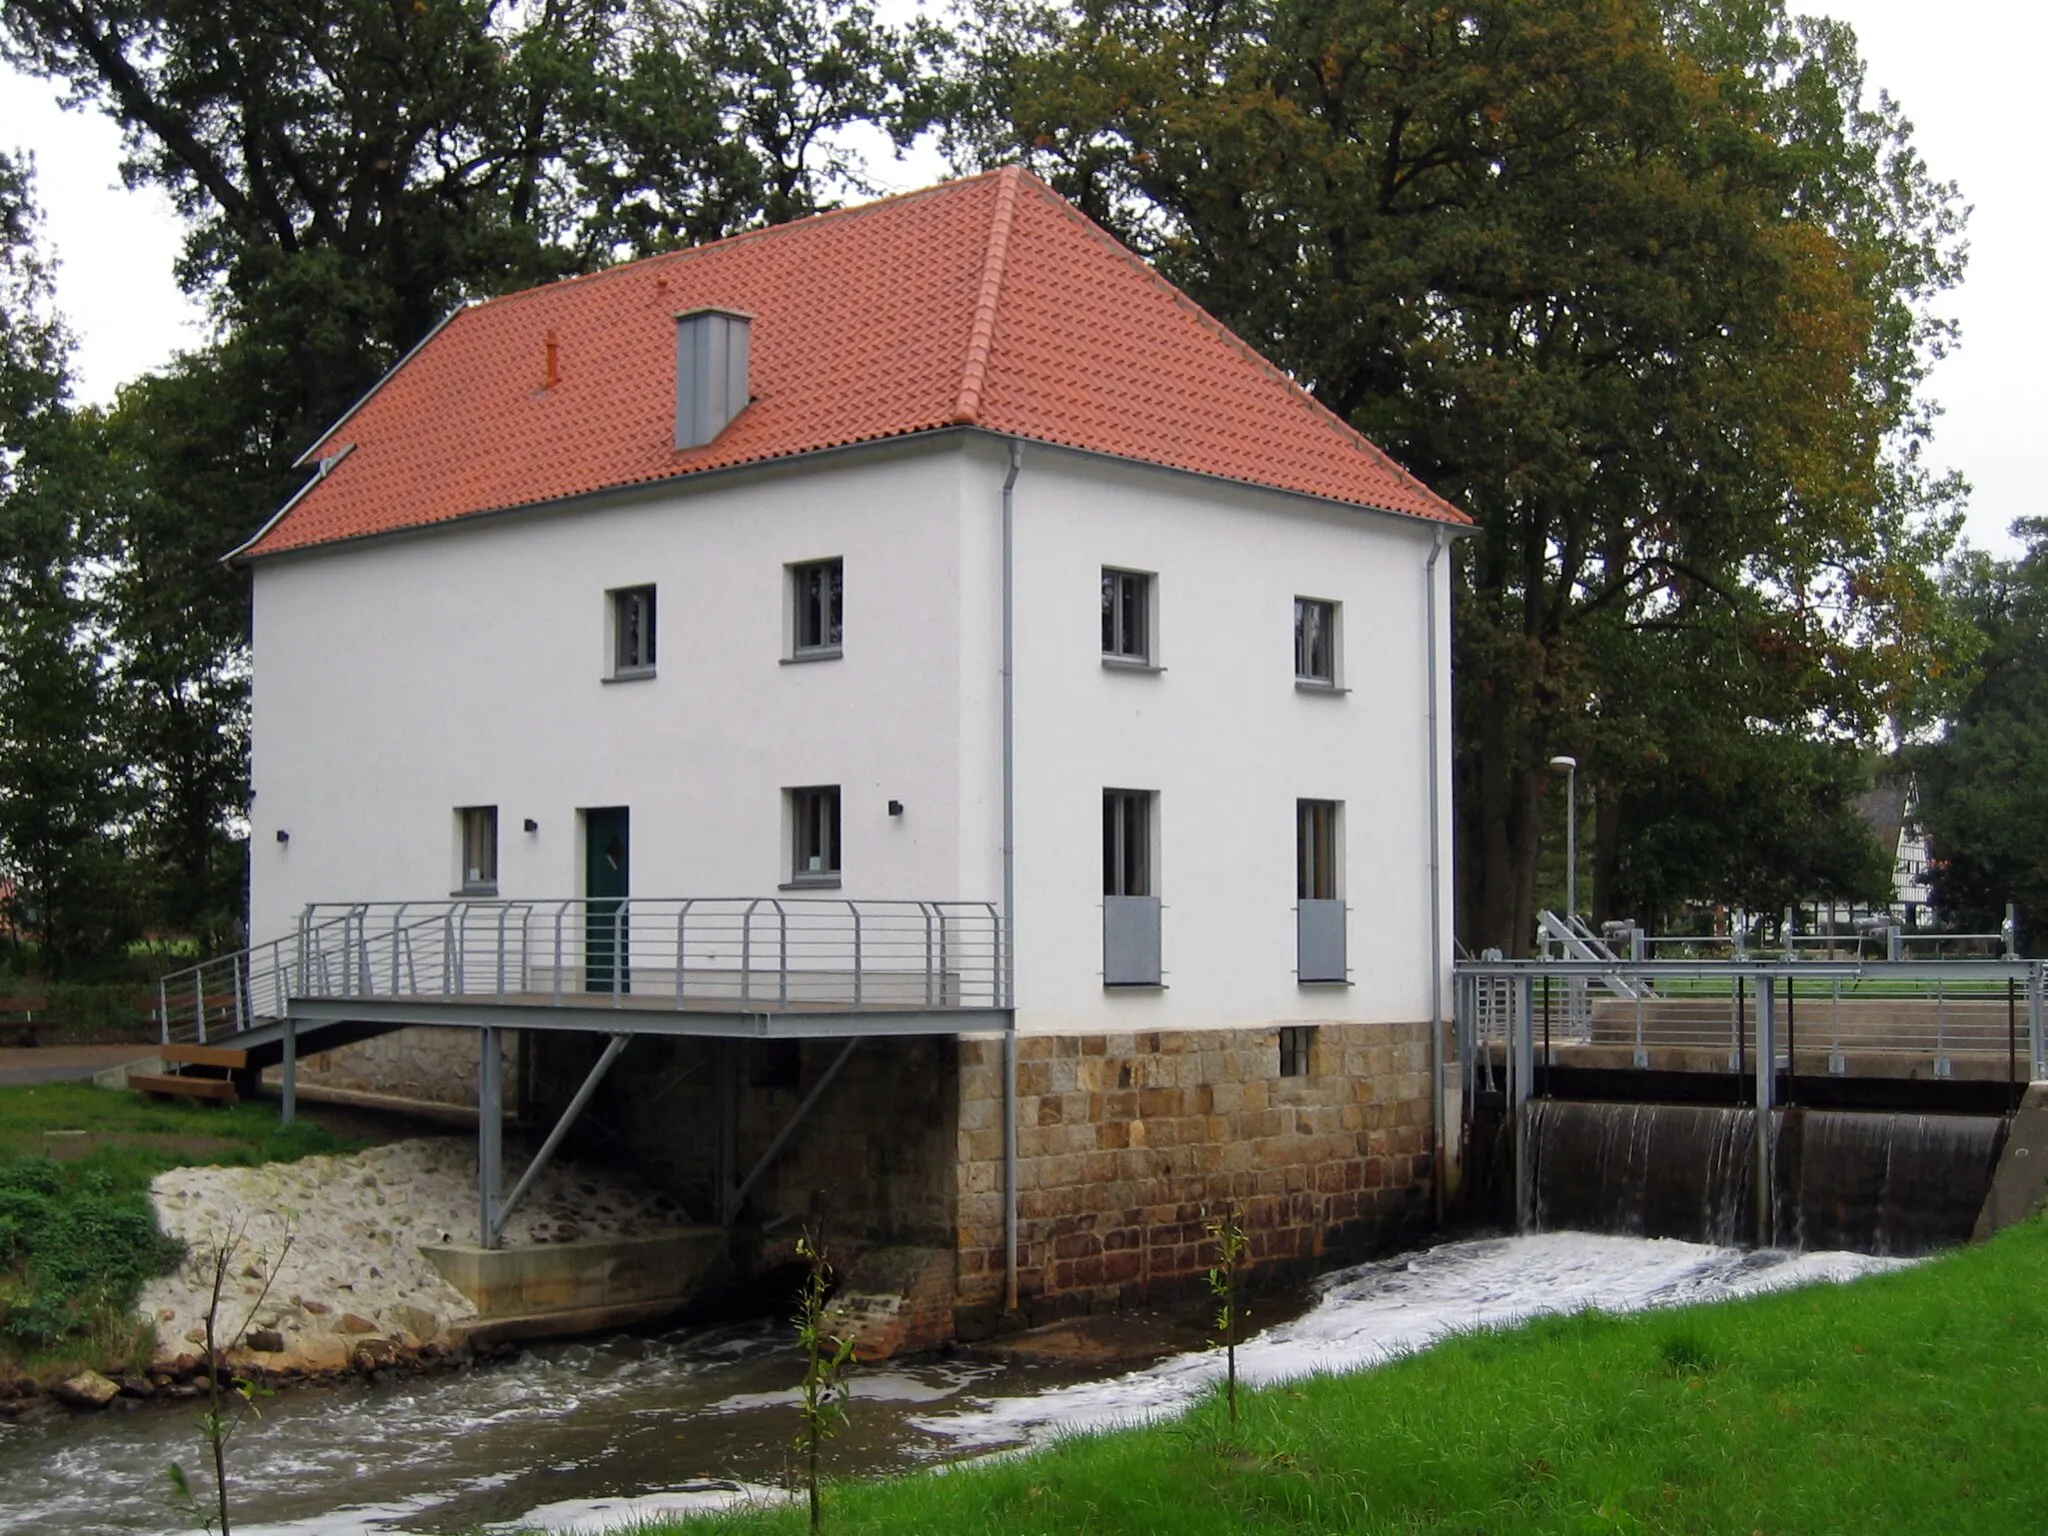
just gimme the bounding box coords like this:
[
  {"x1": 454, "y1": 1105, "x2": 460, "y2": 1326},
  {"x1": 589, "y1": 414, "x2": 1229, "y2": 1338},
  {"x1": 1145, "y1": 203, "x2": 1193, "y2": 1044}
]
[{"x1": 242, "y1": 167, "x2": 1468, "y2": 559}]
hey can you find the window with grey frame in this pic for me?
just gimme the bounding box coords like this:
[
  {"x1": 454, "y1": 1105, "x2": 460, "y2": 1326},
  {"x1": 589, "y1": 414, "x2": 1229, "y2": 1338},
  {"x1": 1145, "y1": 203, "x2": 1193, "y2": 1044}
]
[
  {"x1": 1103, "y1": 788, "x2": 1161, "y2": 985},
  {"x1": 1279, "y1": 1024, "x2": 1315, "y2": 1077},
  {"x1": 1295, "y1": 596, "x2": 1336, "y2": 686},
  {"x1": 458, "y1": 805, "x2": 498, "y2": 894},
  {"x1": 1101, "y1": 568, "x2": 1151, "y2": 664},
  {"x1": 1297, "y1": 799, "x2": 1346, "y2": 982},
  {"x1": 792, "y1": 559, "x2": 844, "y2": 656},
  {"x1": 611, "y1": 585, "x2": 656, "y2": 676},
  {"x1": 788, "y1": 785, "x2": 841, "y2": 886}
]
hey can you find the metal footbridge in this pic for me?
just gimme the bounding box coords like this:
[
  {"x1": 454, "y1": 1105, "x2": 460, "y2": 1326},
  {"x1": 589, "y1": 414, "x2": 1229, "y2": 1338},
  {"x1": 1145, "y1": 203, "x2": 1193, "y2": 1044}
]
[{"x1": 154, "y1": 897, "x2": 1011, "y2": 1247}]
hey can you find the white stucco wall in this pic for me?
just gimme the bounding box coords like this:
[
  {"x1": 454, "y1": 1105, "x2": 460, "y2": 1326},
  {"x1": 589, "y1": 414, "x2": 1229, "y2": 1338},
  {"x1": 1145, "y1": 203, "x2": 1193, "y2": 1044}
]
[
  {"x1": 992, "y1": 441, "x2": 1452, "y2": 1032},
  {"x1": 249, "y1": 434, "x2": 1453, "y2": 1034},
  {"x1": 249, "y1": 443, "x2": 977, "y2": 944}
]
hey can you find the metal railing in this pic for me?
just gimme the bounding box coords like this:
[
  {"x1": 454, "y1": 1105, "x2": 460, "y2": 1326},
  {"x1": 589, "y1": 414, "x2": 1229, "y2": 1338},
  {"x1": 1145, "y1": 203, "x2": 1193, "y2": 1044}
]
[
  {"x1": 158, "y1": 897, "x2": 1008, "y2": 1043},
  {"x1": 1455, "y1": 957, "x2": 2047, "y2": 1084}
]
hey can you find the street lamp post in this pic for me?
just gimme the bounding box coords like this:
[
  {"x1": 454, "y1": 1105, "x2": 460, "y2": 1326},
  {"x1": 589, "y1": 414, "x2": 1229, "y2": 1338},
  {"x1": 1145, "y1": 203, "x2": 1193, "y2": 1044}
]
[{"x1": 1548, "y1": 756, "x2": 1578, "y2": 921}]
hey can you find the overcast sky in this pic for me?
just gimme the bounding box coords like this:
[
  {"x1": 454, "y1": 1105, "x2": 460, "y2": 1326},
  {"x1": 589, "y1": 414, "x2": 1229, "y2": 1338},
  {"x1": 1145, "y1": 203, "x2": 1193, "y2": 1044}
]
[{"x1": 0, "y1": 0, "x2": 2038, "y2": 555}]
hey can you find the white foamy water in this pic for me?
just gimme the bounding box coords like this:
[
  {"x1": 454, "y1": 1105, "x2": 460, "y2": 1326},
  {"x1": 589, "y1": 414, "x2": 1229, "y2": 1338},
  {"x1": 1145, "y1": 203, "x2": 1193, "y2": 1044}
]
[
  {"x1": 0, "y1": 1234, "x2": 1909, "y2": 1536},
  {"x1": 912, "y1": 1232, "x2": 1910, "y2": 1450}
]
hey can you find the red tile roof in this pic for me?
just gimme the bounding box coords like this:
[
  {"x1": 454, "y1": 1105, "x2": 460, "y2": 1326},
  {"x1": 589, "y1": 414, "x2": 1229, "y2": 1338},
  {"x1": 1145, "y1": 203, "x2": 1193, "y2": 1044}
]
[{"x1": 240, "y1": 169, "x2": 1466, "y2": 559}]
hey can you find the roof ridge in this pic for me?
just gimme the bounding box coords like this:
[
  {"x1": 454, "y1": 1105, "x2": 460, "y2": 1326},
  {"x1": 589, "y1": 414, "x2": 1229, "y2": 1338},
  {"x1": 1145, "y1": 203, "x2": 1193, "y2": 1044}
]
[
  {"x1": 477, "y1": 171, "x2": 1012, "y2": 318},
  {"x1": 951, "y1": 165, "x2": 1024, "y2": 426}
]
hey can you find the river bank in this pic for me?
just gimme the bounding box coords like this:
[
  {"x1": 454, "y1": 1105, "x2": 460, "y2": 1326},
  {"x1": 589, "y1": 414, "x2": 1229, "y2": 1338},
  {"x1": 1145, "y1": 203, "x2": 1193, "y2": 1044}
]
[
  {"x1": 0, "y1": 1232, "x2": 1914, "y2": 1534},
  {"x1": 655, "y1": 1219, "x2": 2047, "y2": 1536}
]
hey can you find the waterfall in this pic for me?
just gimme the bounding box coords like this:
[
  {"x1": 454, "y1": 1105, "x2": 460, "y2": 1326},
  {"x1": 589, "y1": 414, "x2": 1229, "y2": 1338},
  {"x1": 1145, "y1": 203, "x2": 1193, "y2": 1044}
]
[
  {"x1": 1787, "y1": 1110, "x2": 2005, "y2": 1256},
  {"x1": 1526, "y1": 1099, "x2": 2005, "y2": 1255}
]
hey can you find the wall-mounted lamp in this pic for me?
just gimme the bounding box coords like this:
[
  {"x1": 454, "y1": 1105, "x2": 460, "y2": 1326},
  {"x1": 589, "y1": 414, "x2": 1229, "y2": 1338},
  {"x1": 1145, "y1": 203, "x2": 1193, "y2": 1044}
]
[
  {"x1": 275, "y1": 829, "x2": 290, "y2": 844},
  {"x1": 887, "y1": 800, "x2": 904, "y2": 817},
  {"x1": 523, "y1": 818, "x2": 539, "y2": 833}
]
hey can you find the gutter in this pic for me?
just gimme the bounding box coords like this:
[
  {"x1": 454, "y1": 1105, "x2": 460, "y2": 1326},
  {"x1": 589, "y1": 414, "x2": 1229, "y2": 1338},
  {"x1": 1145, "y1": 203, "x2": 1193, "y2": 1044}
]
[
  {"x1": 1001, "y1": 437, "x2": 1022, "y2": 1314},
  {"x1": 222, "y1": 442, "x2": 358, "y2": 565},
  {"x1": 229, "y1": 426, "x2": 1472, "y2": 570},
  {"x1": 1425, "y1": 526, "x2": 1447, "y2": 1226}
]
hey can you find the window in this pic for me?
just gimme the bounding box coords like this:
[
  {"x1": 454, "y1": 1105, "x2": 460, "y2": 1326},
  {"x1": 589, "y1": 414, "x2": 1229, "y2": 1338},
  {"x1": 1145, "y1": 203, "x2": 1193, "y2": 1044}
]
[
  {"x1": 788, "y1": 786, "x2": 841, "y2": 885},
  {"x1": 1297, "y1": 799, "x2": 1346, "y2": 983},
  {"x1": 1103, "y1": 789, "x2": 1153, "y2": 896},
  {"x1": 1298, "y1": 799, "x2": 1340, "y2": 900},
  {"x1": 457, "y1": 806, "x2": 498, "y2": 893},
  {"x1": 1279, "y1": 1025, "x2": 1315, "y2": 1078},
  {"x1": 1101, "y1": 568, "x2": 1152, "y2": 664},
  {"x1": 1295, "y1": 597, "x2": 1337, "y2": 685},
  {"x1": 1103, "y1": 789, "x2": 1161, "y2": 987},
  {"x1": 611, "y1": 585, "x2": 656, "y2": 677},
  {"x1": 791, "y1": 559, "x2": 844, "y2": 656}
]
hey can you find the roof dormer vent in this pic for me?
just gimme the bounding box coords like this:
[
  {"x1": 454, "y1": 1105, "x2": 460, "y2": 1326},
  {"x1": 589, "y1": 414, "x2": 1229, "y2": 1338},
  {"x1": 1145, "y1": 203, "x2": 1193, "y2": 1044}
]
[{"x1": 675, "y1": 307, "x2": 751, "y2": 449}]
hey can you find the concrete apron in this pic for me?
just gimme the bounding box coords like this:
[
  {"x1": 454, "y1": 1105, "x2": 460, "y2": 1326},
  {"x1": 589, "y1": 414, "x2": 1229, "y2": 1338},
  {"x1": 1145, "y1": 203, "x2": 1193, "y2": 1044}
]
[{"x1": 422, "y1": 1228, "x2": 727, "y2": 1345}]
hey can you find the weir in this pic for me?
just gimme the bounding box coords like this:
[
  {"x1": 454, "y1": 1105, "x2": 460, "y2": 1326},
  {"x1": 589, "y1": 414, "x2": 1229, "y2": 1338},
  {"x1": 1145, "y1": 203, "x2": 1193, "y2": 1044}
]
[
  {"x1": 1456, "y1": 950, "x2": 2045, "y2": 1253},
  {"x1": 1525, "y1": 1100, "x2": 2006, "y2": 1254}
]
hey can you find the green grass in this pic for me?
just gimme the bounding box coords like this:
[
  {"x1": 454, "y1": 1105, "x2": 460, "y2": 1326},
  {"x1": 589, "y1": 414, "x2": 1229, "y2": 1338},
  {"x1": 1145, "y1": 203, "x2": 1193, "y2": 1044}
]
[
  {"x1": 659, "y1": 1218, "x2": 2048, "y2": 1535},
  {"x1": 0, "y1": 1083, "x2": 354, "y2": 1382}
]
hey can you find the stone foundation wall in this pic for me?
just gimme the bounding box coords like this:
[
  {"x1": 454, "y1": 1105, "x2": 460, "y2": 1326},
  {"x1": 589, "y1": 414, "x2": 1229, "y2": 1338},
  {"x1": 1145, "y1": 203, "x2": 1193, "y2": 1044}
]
[
  {"x1": 292, "y1": 1026, "x2": 509, "y2": 1108},
  {"x1": 954, "y1": 1021, "x2": 1435, "y2": 1328}
]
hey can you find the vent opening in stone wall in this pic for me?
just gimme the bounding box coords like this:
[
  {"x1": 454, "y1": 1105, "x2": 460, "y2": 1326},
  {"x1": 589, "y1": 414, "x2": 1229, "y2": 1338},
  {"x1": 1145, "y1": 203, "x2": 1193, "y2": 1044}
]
[{"x1": 1279, "y1": 1025, "x2": 1315, "y2": 1077}]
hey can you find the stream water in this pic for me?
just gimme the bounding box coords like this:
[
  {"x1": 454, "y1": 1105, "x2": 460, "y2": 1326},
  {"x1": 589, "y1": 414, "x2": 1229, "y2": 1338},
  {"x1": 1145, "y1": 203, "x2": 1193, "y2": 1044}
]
[{"x1": 0, "y1": 1233, "x2": 1907, "y2": 1536}]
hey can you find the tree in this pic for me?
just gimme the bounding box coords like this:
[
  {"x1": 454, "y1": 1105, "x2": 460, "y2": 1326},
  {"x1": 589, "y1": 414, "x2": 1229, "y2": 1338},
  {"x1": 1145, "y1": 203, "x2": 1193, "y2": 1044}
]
[
  {"x1": 0, "y1": 153, "x2": 138, "y2": 973},
  {"x1": 1912, "y1": 523, "x2": 2048, "y2": 945},
  {"x1": 956, "y1": 0, "x2": 1966, "y2": 950},
  {"x1": 3, "y1": 0, "x2": 942, "y2": 953}
]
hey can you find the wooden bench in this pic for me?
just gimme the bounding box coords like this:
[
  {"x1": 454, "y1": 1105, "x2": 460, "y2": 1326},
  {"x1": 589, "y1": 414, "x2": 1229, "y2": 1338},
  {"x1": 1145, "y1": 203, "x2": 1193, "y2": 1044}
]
[
  {"x1": 0, "y1": 998, "x2": 51, "y2": 1047},
  {"x1": 133, "y1": 1042, "x2": 251, "y2": 1106}
]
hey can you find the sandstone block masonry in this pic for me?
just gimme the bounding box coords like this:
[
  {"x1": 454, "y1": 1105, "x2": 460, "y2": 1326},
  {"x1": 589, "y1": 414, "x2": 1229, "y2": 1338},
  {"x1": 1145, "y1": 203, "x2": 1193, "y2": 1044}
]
[{"x1": 954, "y1": 1021, "x2": 1435, "y2": 1332}]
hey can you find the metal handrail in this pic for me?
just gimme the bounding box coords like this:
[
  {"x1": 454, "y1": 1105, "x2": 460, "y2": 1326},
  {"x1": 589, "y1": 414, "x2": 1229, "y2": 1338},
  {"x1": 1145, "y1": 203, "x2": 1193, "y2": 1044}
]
[
  {"x1": 1455, "y1": 955, "x2": 2048, "y2": 1081},
  {"x1": 158, "y1": 896, "x2": 1007, "y2": 1040}
]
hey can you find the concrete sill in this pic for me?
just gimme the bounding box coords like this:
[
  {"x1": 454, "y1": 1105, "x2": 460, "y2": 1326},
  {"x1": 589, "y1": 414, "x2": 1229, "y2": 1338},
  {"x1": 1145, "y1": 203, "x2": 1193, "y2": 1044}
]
[
  {"x1": 1297, "y1": 978, "x2": 1354, "y2": 987},
  {"x1": 1103, "y1": 981, "x2": 1167, "y2": 990},
  {"x1": 1294, "y1": 679, "x2": 1349, "y2": 695},
  {"x1": 452, "y1": 885, "x2": 499, "y2": 898},
  {"x1": 1101, "y1": 657, "x2": 1165, "y2": 674},
  {"x1": 604, "y1": 668, "x2": 657, "y2": 685},
  {"x1": 780, "y1": 878, "x2": 842, "y2": 890},
  {"x1": 783, "y1": 648, "x2": 843, "y2": 665}
]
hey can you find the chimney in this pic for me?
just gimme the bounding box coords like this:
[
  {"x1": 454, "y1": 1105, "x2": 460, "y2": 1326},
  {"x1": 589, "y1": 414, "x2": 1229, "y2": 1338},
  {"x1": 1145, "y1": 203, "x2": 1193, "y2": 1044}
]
[{"x1": 674, "y1": 307, "x2": 751, "y2": 449}]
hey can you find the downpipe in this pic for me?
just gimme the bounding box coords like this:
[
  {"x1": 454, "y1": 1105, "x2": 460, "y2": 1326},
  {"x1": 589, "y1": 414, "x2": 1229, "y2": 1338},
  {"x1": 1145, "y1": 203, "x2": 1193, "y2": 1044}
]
[
  {"x1": 1001, "y1": 439, "x2": 1022, "y2": 1314},
  {"x1": 1426, "y1": 528, "x2": 1448, "y2": 1226}
]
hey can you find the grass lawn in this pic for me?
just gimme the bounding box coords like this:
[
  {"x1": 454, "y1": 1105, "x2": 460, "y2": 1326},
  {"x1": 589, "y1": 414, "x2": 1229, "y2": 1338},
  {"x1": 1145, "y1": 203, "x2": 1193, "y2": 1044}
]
[
  {"x1": 0, "y1": 1082, "x2": 353, "y2": 1383},
  {"x1": 668, "y1": 1217, "x2": 2048, "y2": 1536}
]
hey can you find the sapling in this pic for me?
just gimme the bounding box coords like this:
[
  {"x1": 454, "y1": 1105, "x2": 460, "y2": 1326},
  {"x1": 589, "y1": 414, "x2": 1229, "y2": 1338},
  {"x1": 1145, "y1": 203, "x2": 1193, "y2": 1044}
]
[
  {"x1": 1205, "y1": 1203, "x2": 1250, "y2": 1425},
  {"x1": 792, "y1": 1227, "x2": 857, "y2": 1533},
  {"x1": 167, "y1": 1223, "x2": 293, "y2": 1536}
]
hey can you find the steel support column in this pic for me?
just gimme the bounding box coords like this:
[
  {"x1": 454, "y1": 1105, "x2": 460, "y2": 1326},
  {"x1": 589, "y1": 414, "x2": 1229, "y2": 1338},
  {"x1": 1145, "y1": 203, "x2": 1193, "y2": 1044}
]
[
  {"x1": 281, "y1": 1017, "x2": 296, "y2": 1127},
  {"x1": 1512, "y1": 972, "x2": 1535, "y2": 1233},
  {"x1": 1754, "y1": 977, "x2": 1777, "y2": 1247},
  {"x1": 479, "y1": 1025, "x2": 503, "y2": 1249},
  {"x1": 2032, "y1": 963, "x2": 2046, "y2": 1083}
]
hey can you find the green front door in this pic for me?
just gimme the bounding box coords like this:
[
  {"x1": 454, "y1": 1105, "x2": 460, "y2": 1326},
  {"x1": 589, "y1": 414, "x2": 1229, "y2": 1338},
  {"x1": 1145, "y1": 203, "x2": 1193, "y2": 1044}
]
[{"x1": 584, "y1": 807, "x2": 630, "y2": 994}]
